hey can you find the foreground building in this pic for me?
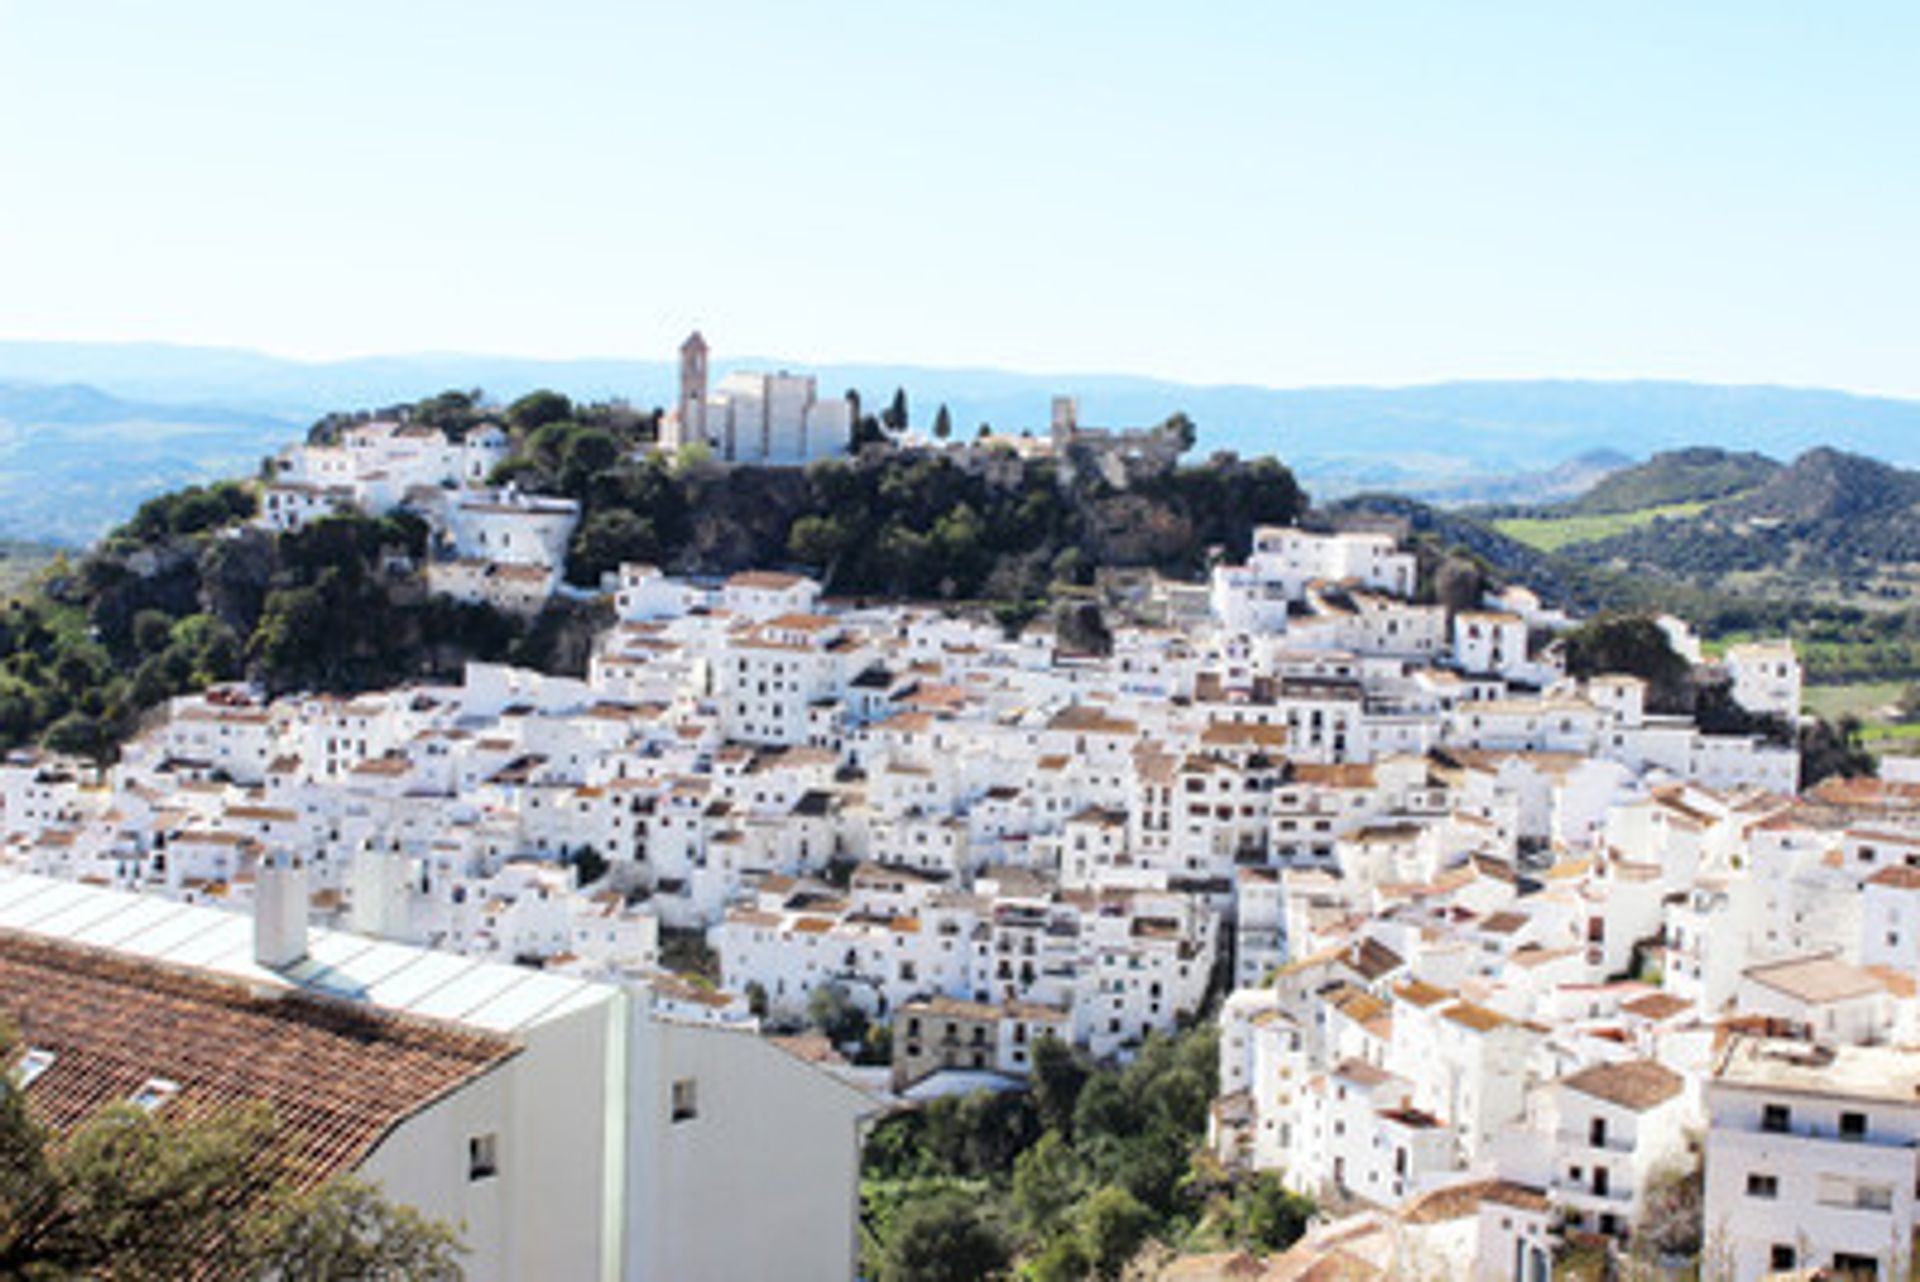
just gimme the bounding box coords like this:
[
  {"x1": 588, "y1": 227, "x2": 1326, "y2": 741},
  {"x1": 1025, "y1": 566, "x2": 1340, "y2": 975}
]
[{"x1": 0, "y1": 868, "x2": 876, "y2": 1282}]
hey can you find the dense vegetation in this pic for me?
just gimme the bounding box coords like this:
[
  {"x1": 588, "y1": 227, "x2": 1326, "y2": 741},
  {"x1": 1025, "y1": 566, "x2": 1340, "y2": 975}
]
[
  {"x1": 860, "y1": 1027, "x2": 1314, "y2": 1280},
  {"x1": 0, "y1": 387, "x2": 1305, "y2": 763},
  {"x1": 0, "y1": 481, "x2": 556, "y2": 761},
  {"x1": 1356, "y1": 446, "x2": 1920, "y2": 690},
  {"x1": 1549, "y1": 446, "x2": 1779, "y2": 516},
  {"x1": 478, "y1": 390, "x2": 1307, "y2": 605},
  {"x1": 4, "y1": 382, "x2": 1902, "y2": 775}
]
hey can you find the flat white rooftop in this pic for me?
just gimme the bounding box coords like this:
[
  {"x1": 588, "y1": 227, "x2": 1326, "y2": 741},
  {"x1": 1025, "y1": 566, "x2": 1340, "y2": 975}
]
[{"x1": 0, "y1": 869, "x2": 608, "y2": 1036}]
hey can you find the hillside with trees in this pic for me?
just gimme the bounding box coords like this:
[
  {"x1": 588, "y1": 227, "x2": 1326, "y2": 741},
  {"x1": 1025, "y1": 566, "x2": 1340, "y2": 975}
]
[
  {"x1": 0, "y1": 388, "x2": 1308, "y2": 763},
  {"x1": 8, "y1": 378, "x2": 1912, "y2": 767},
  {"x1": 1549, "y1": 446, "x2": 1780, "y2": 515},
  {"x1": 0, "y1": 482, "x2": 540, "y2": 762}
]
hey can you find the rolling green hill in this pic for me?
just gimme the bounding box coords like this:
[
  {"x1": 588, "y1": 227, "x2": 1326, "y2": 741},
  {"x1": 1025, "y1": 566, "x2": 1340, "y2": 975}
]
[{"x1": 1557, "y1": 446, "x2": 1779, "y2": 515}]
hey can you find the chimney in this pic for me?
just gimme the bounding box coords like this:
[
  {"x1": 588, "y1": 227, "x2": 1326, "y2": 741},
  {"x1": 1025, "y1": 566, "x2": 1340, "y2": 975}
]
[{"x1": 255, "y1": 849, "x2": 309, "y2": 969}]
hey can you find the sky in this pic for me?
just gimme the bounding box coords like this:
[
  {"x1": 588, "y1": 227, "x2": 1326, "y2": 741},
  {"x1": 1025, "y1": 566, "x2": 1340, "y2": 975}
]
[{"x1": 0, "y1": 1, "x2": 1915, "y2": 394}]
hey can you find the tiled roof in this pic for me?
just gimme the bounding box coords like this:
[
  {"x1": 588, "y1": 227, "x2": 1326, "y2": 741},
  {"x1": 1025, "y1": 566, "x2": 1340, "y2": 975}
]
[
  {"x1": 0, "y1": 931, "x2": 515, "y2": 1190},
  {"x1": 1560, "y1": 1059, "x2": 1683, "y2": 1113},
  {"x1": 1743, "y1": 953, "x2": 1884, "y2": 1005}
]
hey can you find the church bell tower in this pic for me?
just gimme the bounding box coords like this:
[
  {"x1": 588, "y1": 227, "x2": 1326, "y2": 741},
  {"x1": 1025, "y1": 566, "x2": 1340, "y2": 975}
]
[{"x1": 679, "y1": 330, "x2": 709, "y2": 445}]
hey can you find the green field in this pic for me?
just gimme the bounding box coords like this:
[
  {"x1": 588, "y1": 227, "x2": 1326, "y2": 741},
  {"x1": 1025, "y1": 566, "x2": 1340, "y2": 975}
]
[
  {"x1": 1804, "y1": 681, "x2": 1908, "y2": 722},
  {"x1": 1493, "y1": 501, "x2": 1708, "y2": 552},
  {"x1": 1804, "y1": 681, "x2": 1920, "y2": 760}
]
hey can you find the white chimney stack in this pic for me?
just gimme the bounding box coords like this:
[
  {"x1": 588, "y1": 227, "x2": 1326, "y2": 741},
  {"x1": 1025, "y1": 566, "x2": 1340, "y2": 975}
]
[{"x1": 255, "y1": 849, "x2": 309, "y2": 970}]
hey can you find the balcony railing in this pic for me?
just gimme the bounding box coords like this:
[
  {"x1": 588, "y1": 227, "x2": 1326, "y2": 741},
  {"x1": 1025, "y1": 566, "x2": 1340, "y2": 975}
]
[{"x1": 1556, "y1": 1128, "x2": 1635, "y2": 1155}]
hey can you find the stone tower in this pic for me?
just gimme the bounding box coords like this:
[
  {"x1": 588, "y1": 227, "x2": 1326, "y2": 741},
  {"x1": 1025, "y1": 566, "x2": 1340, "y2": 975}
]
[
  {"x1": 1049, "y1": 395, "x2": 1079, "y2": 447},
  {"x1": 679, "y1": 330, "x2": 709, "y2": 445}
]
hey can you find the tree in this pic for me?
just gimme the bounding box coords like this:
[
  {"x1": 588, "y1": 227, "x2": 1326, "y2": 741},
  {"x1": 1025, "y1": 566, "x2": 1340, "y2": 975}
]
[
  {"x1": 1030, "y1": 1035, "x2": 1088, "y2": 1136},
  {"x1": 878, "y1": 1192, "x2": 1009, "y2": 1282},
  {"x1": 1229, "y1": 1173, "x2": 1314, "y2": 1252},
  {"x1": 1028, "y1": 1235, "x2": 1092, "y2": 1282},
  {"x1": 245, "y1": 1179, "x2": 465, "y2": 1281},
  {"x1": 1559, "y1": 614, "x2": 1695, "y2": 713},
  {"x1": 557, "y1": 427, "x2": 623, "y2": 497},
  {"x1": 506, "y1": 389, "x2": 573, "y2": 433},
  {"x1": 1079, "y1": 1185, "x2": 1153, "y2": 1279},
  {"x1": 787, "y1": 514, "x2": 852, "y2": 576},
  {"x1": 1011, "y1": 1131, "x2": 1080, "y2": 1237},
  {"x1": 571, "y1": 844, "x2": 608, "y2": 888},
  {"x1": 933, "y1": 404, "x2": 953, "y2": 442},
  {"x1": 0, "y1": 1026, "x2": 464, "y2": 1279},
  {"x1": 1801, "y1": 714, "x2": 1877, "y2": 787},
  {"x1": 132, "y1": 609, "x2": 176, "y2": 658},
  {"x1": 883, "y1": 388, "x2": 910, "y2": 434},
  {"x1": 1055, "y1": 601, "x2": 1113, "y2": 658},
  {"x1": 42, "y1": 711, "x2": 109, "y2": 762},
  {"x1": 807, "y1": 982, "x2": 870, "y2": 1047},
  {"x1": 1632, "y1": 1160, "x2": 1703, "y2": 1264},
  {"x1": 569, "y1": 509, "x2": 659, "y2": 587},
  {"x1": 1433, "y1": 555, "x2": 1485, "y2": 617},
  {"x1": 1156, "y1": 412, "x2": 1198, "y2": 455}
]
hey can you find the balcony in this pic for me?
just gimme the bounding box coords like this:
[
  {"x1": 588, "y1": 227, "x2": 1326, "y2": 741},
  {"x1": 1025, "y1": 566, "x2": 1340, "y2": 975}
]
[
  {"x1": 1556, "y1": 1128, "x2": 1635, "y2": 1156},
  {"x1": 1551, "y1": 1173, "x2": 1631, "y2": 1208}
]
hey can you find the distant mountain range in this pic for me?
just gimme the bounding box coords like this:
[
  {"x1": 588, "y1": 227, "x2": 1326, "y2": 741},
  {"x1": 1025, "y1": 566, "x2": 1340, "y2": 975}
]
[
  {"x1": 0, "y1": 380, "x2": 299, "y2": 544},
  {"x1": 5, "y1": 339, "x2": 1920, "y2": 542}
]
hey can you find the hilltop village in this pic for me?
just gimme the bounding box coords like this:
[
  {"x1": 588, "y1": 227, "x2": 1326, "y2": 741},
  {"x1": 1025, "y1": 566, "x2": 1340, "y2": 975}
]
[{"x1": 6, "y1": 348, "x2": 1918, "y2": 1281}]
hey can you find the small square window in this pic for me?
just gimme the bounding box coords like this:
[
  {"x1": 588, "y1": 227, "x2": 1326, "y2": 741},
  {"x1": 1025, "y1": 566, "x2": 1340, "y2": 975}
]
[
  {"x1": 468, "y1": 1133, "x2": 498, "y2": 1181},
  {"x1": 1840, "y1": 1111, "x2": 1868, "y2": 1140},
  {"x1": 671, "y1": 1077, "x2": 698, "y2": 1123},
  {"x1": 1761, "y1": 1103, "x2": 1791, "y2": 1133},
  {"x1": 130, "y1": 1078, "x2": 179, "y2": 1113},
  {"x1": 1746, "y1": 1172, "x2": 1778, "y2": 1199},
  {"x1": 13, "y1": 1047, "x2": 55, "y2": 1089}
]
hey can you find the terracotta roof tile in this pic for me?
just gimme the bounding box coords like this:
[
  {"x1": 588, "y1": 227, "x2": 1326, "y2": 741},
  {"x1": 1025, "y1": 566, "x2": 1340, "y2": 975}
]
[{"x1": 0, "y1": 931, "x2": 515, "y2": 1190}]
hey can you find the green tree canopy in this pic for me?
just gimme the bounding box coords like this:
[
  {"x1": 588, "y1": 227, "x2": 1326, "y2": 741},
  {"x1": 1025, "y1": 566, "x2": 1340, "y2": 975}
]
[
  {"x1": 506, "y1": 389, "x2": 574, "y2": 433},
  {"x1": 878, "y1": 1191, "x2": 1009, "y2": 1282},
  {"x1": 1079, "y1": 1185, "x2": 1153, "y2": 1280},
  {"x1": 1558, "y1": 613, "x2": 1695, "y2": 713}
]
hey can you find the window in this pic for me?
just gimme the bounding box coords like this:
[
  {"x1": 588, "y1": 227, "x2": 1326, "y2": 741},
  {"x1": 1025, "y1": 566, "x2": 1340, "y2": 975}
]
[
  {"x1": 13, "y1": 1047, "x2": 54, "y2": 1089},
  {"x1": 1592, "y1": 1168, "x2": 1609, "y2": 1197},
  {"x1": 1769, "y1": 1245, "x2": 1796, "y2": 1272},
  {"x1": 1841, "y1": 1111, "x2": 1868, "y2": 1141},
  {"x1": 1761, "y1": 1103, "x2": 1791, "y2": 1133},
  {"x1": 130, "y1": 1078, "x2": 179, "y2": 1113},
  {"x1": 1746, "y1": 1173, "x2": 1779, "y2": 1199},
  {"x1": 1589, "y1": 1117, "x2": 1608, "y2": 1148},
  {"x1": 468, "y1": 1133, "x2": 498, "y2": 1181},
  {"x1": 671, "y1": 1077, "x2": 698, "y2": 1123}
]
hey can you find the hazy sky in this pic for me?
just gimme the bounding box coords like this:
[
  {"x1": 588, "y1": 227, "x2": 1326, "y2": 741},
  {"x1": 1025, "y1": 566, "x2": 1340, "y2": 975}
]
[{"x1": 1, "y1": 1, "x2": 1914, "y2": 393}]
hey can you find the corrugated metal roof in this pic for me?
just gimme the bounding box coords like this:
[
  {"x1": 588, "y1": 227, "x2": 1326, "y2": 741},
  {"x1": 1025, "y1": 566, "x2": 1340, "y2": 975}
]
[{"x1": 0, "y1": 869, "x2": 608, "y2": 1035}]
